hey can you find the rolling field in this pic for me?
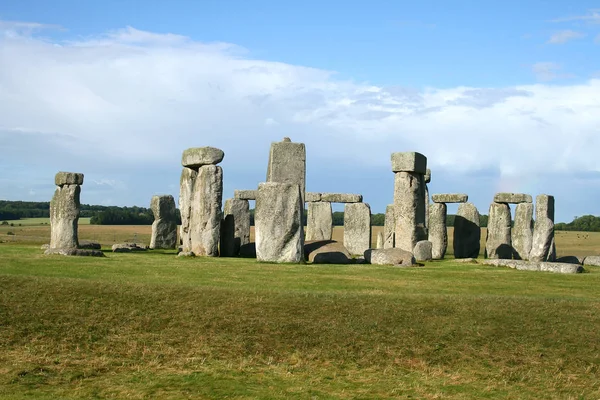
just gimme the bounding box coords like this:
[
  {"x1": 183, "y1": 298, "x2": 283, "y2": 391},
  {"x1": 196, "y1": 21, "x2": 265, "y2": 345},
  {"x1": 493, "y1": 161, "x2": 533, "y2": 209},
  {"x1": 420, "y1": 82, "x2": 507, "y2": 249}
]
[{"x1": 1, "y1": 222, "x2": 600, "y2": 398}]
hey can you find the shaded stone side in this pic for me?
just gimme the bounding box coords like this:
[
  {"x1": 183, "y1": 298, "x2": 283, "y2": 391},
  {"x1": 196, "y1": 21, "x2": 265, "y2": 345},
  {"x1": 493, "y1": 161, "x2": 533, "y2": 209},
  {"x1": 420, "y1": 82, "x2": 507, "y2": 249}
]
[
  {"x1": 266, "y1": 139, "x2": 306, "y2": 203},
  {"x1": 343, "y1": 203, "x2": 372, "y2": 256},
  {"x1": 49, "y1": 184, "x2": 81, "y2": 249},
  {"x1": 179, "y1": 167, "x2": 197, "y2": 252},
  {"x1": 393, "y1": 171, "x2": 426, "y2": 252},
  {"x1": 453, "y1": 202, "x2": 481, "y2": 258},
  {"x1": 306, "y1": 201, "x2": 333, "y2": 241},
  {"x1": 428, "y1": 202, "x2": 447, "y2": 259},
  {"x1": 383, "y1": 204, "x2": 395, "y2": 249},
  {"x1": 530, "y1": 194, "x2": 556, "y2": 262},
  {"x1": 485, "y1": 202, "x2": 512, "y2": 259},
  {"x1": 189, "y1": 165, "x2": 223, "y2": 256},
  {"x1": 255, "y1": 182, "x2": 304, "y2": 263},
  {"x1": 512, "y1": 202, "x2": 533, "y2": 260},
  {"x1": 150, "y1": 195, "x2": 177, "y2": 249},
  {"x1": 220, "y1": 198, "x2": 250, "y2": 257}
]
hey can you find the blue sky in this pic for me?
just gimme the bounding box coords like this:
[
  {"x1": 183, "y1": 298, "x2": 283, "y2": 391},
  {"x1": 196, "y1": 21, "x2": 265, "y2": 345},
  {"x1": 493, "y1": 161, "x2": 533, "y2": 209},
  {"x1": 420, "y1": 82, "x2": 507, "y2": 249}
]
[{"x1": 1, "y1": 0, "x2": 599, "y2": 222}]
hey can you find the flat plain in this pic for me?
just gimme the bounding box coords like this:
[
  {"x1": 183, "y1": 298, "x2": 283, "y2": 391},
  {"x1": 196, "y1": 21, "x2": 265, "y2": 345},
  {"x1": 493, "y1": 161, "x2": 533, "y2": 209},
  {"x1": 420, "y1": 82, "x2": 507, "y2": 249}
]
[{"x1": 1, "y1": 221, "x2": 599, "y2": 399}]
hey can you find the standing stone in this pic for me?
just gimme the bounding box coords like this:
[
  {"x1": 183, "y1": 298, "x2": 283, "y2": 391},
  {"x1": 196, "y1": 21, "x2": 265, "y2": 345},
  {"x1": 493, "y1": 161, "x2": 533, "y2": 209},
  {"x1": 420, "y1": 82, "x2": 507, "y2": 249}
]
[
  {"x1": 150, "y1": 195, "x2": 177, "y2": 249},
  {"x1": 255, "y1": 182, "x2": 304, "y2": 263},
  {"x1": 306, "y1": 201, "x2": 333, "y2": 241},
  {"x1": 453, "y1": 202, "x2": 481, "y2": 258},
  {"x1": 266, "y1": 138, "x2": 306, "y2": 203},
  {"x1": 344, "y1": 203, "x2": 372, "y2": 256},
  {"x1": 413, "y1": 240, "x2": 433, "y2": 262},
  {"x1": 189, "y1": 164, "x2": 223, "y2": 256},
  {"x1": 530, "y1": 195, "x2": 556, "y2": 262},
  {"x1": 220, "y1": 198, "x2": 250, "y2": 257},
  {"x1": 424, "y1": 169, "x2": 431, "y2": 230},
  {"x1": 49, "y1": 172, "x2": 84, "y2": 250},
  {"x1": 179, "y1": 167, "x2": 197, "y2": 251},
  {"x1": 485, "y1": 202, "x2": 512, "y2": 259},
  {"x1": 512, "y1": 202, "x2": 534, "y2": 260},
  {"x1": 393, "y1": 171, "x2": 427, "y2": 252},
  {"x1": 376, "y1": 231, "x2": 384, "y2": 249},
  {"x1": 383, "y1": 204, "x2": 395, "y2": 249},
  {"x1": 428, "y1": 202, "x2": 447, "y2": 259}
]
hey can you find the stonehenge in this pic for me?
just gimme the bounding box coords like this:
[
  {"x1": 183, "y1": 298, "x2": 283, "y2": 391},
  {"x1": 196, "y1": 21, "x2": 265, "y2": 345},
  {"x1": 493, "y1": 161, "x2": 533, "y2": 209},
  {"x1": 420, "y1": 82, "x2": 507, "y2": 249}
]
[
  {"x1": 529, "y1": 195, "x2": 556, "y2": 262},
  {"x1": 179, "y1": 147, "x2": 224, "y2": 256},
  {"x1": 485, "y1": 202, "x2": 513, "y2": 259},
  {"x1": 220, "y1": 198, "x2": 250, "y2": 257},
  {"x1": 383, "y1": 204, "x2": 395, "y2": 249},
  {"x1": 453, "y1": 202, "x2": 481, "y2": 258},
  {"x1": 512, "y1": 203, "x2": 534, "y2": 260},
  {"x1": 305, "y1": 201, "x2": 333, "y2": 241},
  {"x1": 150, "y1": 195, "x2": 178, "y2": 249},
  {"x1": 266, "y1": 137, "x2": 306, "y2": 203},
  {"x1": 49, "y1": 172, "x2": 84, "y2": 250},
  {"x1": 428, "y1": 202, "x2": 447, "y2": 259},
  {"x1": 432, "y1": 194, "x2": 468, "y2": 203},
  {"x1": 343, "y1": 202, "x2": 371, "y2": 256}
]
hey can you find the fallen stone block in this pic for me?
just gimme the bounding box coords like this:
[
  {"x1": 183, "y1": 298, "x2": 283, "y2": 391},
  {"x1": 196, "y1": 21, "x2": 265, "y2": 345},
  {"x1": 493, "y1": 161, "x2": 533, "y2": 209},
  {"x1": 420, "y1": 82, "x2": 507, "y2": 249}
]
[
  {"x1": 304, "y1": 240, "x2": 351, "y2": 264},
  {"x1": 413, "y1": 240, "x2": 433, "y2": 262},
  {"x1": 45, "y1": 248, "x2": 105, "y2": 257},
  {"x1": 481, "y1": 259, "x2": 583, "y2": 274},
  {"x1": 583, "y1": 256, "x2": 600, "y2": 267},
  {"x1": 364, "y1": 248, "x2": 416, "y2": 266}
]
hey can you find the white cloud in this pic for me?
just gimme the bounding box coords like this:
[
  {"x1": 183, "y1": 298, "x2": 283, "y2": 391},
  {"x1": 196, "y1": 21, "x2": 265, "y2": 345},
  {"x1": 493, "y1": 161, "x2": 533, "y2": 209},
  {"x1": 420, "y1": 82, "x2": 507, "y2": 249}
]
[
  {"x1": 550, "y1": 9, "x2": 600, "y2": 24},
  {"x1": 531, "y1": 62, "x2": 575, "y2": 81},
  {"x1": 2, "y1": 21, "x2": 600, "y2": 209},
  {"x1": 547, "y1": 30, "x2": 586, "y2": 44}
]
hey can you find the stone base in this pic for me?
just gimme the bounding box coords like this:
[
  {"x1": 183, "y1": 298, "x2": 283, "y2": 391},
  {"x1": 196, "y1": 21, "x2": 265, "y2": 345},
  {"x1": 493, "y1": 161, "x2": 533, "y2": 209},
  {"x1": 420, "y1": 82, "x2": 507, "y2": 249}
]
[{"x1": 45, "y1": 248, "x2": 105, "y2": 257}]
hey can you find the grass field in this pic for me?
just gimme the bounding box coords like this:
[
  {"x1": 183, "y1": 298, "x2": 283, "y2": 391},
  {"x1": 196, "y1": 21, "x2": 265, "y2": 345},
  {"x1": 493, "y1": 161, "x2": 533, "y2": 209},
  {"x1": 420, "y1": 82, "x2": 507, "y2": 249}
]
[{"x1": 0, "y1": 241, "x2": 599, "y2": 399}]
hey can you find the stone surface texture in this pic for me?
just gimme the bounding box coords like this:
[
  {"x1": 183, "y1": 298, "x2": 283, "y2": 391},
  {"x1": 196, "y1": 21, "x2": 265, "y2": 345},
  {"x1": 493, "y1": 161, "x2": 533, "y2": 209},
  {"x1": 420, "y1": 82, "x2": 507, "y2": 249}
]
[
  {"x1": 150, "y1": 195, "x2": 178, "y2": 249},
  {"x1": 485, "y1": 202, "x2": 513, "y2": 259},
  {"x1": 55, "y1": 172, "x2": 84, "y2": 186},
  {"x1": 428, "y1": 202, "x2": 447, "y2": 259},
  {"x1": 529, "y1": 194, "x2": 556, "y2": 262},
  {"x1": 188, "y1": 165, "x2": 223, "y2": 256},
  {"x1": 493, "y1": 193, "x2": 533, "y2": 204},
  {"x1": 305, "y1": 201, "x2": 333, "y2": 241},
  {"x1": 453, "y1": 202, "x2": 481, "y2": 258},
  {"x1": 255, "y1": 182, "x2": 304, "y2": 263},
  {"x1": 234, "y1": 190, "x2": 257, "y2": 200},
  {"x1": 343, "y1": 203, "x2": 372, "y2": 256},
  {"x1": 220, "y1": 198, "x2": 251, "y2": 257},
  {"x1": 305, "y1": 192, "x2": 322, "y2": 202},
  {"x1": 583, "y1": 256, "x2": 600, "y2": 266},
  {"x1": 376, "y1": 232, "x2": 384, "y2": 249},
  {"x1": 413, "y1": 240, "x2": 433, "y2": 261},
  {"x1": 266, "y1": 139, "x2": 306, "y2": 203},
  {"x1": 49, "y1": 181, "x2": 81, "y2": 250},
  {"x1": 391, "y1": 152, "x2": 427, "y2": 174},
  {"x1": 512, "y1": 202, "x2": 533, "y2": 260},
  {"x1": 482, "y1": 259, "x2": 583, "y2": 274},
  {"x1": 178, "y1": 167, "x2": 197, "y2": 252},
  {"x1": 320, "y1": 193, "x2": 362, "y2": 203},
  {"x1": 304, "y1": 240, "x2": 351, "y2": 264},
  {"x1": 383, "y1": 204, "x2": 395, "y2": 249},
  {"x1": 181, "y1": 147, "x2": 224, "y2": 168},
  {"x1": 364, "y1": 248, "x2": 416, "y2": 266},
  {"x1": 431, "y1": 194, "x2": 468, "y2": 203},
  {"x1": 394, "y1": 171, "x2": 427, "y2": 252}
]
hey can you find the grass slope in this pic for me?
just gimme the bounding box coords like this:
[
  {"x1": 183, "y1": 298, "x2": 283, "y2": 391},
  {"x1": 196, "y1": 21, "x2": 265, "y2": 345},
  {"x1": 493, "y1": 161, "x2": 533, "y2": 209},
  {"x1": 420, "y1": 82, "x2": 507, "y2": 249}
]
[{"x1": 1, "y1": 244, "x2": 600, "y2": 399}]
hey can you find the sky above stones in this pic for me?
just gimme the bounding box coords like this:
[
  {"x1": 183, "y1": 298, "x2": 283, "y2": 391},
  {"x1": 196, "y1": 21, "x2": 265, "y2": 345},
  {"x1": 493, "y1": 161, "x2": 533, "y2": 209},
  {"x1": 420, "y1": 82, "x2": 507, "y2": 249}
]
[{"x1": 1, "y1": 0, "x2": 599, "y2": 222}]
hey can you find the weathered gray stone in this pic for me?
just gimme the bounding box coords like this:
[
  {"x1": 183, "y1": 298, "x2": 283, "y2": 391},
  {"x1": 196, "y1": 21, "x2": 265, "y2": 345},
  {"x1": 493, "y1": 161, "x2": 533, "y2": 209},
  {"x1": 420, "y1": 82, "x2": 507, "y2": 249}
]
[
  {"x1": 431, "y1": 194, "x2": 468, "y2": 203},
  {"x1": 376, "y1": 231, "x2": 384, "y2": 249},
  {"x1": 481, "y1": 259, "x2": 583, "y2": 274},
  {"x1": 255, "y1": 182, "x2": 304, "y2": 263},
  {"x1": 112, "y1": 243, "x2": 147, "y2": 252},
  {"x1": 383, "y1": 204, "x2": 395, "y2": 249},
  {"x1": 424, "y1": 184, "x2": 429, "y2": 229},
  {"x1": 179, "y1": 167, "x2": 197, "y2": 252},
  {"x1": 343, "y1": 203, "x2": 371, "y2": 256},
  {"x1": 220, "y1": 198, "x2": 251, "y2": 257},
  {"x1": 453, "y1": 202, "x2": 481, "y2": 258},
  {"x1": 391, "y1": 152, "x2": 427, "y2": 174},
  {"x1": 424, "y1": 168, "x2": 431, "y2": 184},
  {"x1": 305, "y1": 192, "x2": 322, "y2": 202},
  {"x1": 55, "y1": 172, "x2": 84, "y2": 186},
  {"x1": 189, "y1": 165, "x2": 223, "y2": 256},
  {"x1": 428, "y1": 202, "x2": 447, "y2": 259},
  {"x1": 305, "y1": 201, "x2": 333, "y2": 241},
  {"x1": 177, "y1": 251, "x2": 195, "y2": 257},
  {"x1": 305, "y1": 240, "x2": 351, "y2": 264},
  {"x1": 485, "y1": 202, "x2": 512, "y2": 259},
  {"x1": 45, "y1": 248, "x2": 104, "y2": 257},
  {"x1": 583, "y1": 256, "x2": 600, "y2": 267},
  {"x1": 320, "y1": 193, "x2": 362, "y2": 203},
  {"x1": 181, "y1": 147, "x2": 224, "y2": 168},
  {"x1": 413, "y1": 240, "x2": 433, "y2": 262},
  {"x1": 364, "y1": 248, "x2": 416, "y2": 266},
  {"x1": 150, "y1": 195, "x2": 178, "y2": 250},
  {"x1": 266, "y1": 139, "x2": 306, "y2": 203},
  {"x1": 512, "y1": 202, "x2": 533, "y2": 260},
  {"x1": 454, "y1": 258, "x2": 478, "y2": 263},
  {"x1": 234, "y1": 190, "x2": 257, "y2": 200},
  {"x1": 530, "y1": 195, "x2": 556, "y2": 262},
  {"x1": 394, "y1": 171, "x2": 427, "y2": 252},
  {"x1": 78, "y1": 241, "x2": 101, "y2": 250},
  {"x1": 49, "y1": 183, "x2": 81, "y2": 250},
  {"x1": 493, "y1": 193, "x2": 532, "y2": 204}
]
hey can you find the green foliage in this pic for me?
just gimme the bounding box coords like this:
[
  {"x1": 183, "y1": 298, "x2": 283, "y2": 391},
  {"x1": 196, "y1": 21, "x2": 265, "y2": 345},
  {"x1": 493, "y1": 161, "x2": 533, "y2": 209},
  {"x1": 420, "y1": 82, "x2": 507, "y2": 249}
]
[
  {"x1": 90, "y1": 206, "x2": 154, "y2": 225},
  {"x1": 555, "y1": 215, "x2": 600, "y2": 232}
]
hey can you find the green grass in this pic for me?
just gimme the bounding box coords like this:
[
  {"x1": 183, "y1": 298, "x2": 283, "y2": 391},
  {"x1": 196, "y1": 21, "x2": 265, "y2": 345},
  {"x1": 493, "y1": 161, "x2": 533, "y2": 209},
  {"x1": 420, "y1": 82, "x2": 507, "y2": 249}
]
[
  {"x1": 1, "y1": 243, "x2": 600, "y2": 399},
  {"x1": 1, "y1": 217, "x2": 91, "y2": 226}
]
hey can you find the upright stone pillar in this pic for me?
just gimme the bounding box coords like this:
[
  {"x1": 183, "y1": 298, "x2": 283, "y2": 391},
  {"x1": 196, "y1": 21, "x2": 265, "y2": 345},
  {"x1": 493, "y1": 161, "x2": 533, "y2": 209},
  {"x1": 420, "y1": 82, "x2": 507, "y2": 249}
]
[
  {"x1": 428, "y1": 202, "x2": 447, "y2": 259},
  {"x1": 255, "y1": 182, "x2": 304, "y2": 263},
  {"x1": 266, "y1": 137, "x2": 306, "y2": 203},
  {"x1": 392, "y1": 152, "x2": 427, "y2": 252},
  {"x1": 424, "y1": 169, "x2": 431, "y2": 229},
  {"x1": 306, "y1": 201, "x2": 333, "y2": 241},
  {"x1": 453, "y1": 202, "x2": 481, "y2": 258},
  {"x1": 150, "y1": 195, "x2": 178, "y2": 249},
  {"x1": 343, "y1": 202, "x2": 372, "y2": 256},
  {"x1": 512, "y1": 203, "x2": 533, "y2": 260},
  {"x1": 485, "y1": 202, "x2": 512, "y2": 259},
  {"x1": 179, "y1": 147, "x2": 224, "y2": 256},
  {"x1": 383, "y1": 204, "x2": 395, "y2": 249},
  {"x1": 49, "y1": 172, "x2": 83, "y2": 250},
  {"x1": 220, "y1": 198, "x2": 250, "y2": 257},
  {"x1": 530, "y1": 195, "x2": 556, "y2": 262}
]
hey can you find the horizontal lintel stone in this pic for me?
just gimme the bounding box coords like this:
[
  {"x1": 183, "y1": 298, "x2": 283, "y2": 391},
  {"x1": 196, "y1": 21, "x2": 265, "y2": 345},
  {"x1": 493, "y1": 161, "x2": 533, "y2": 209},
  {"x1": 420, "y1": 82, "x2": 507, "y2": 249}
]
[
  {"x1": 493, "y1": 193, "x2": 533, "y2": 204},
  {"x1": 234, "y1": 190, "x2": 257, "y2": 200},
  {"x1": 431, "y1": 193, "x2": 468, "y2": 203},
  {"x1": 55, "y1": 172, "x2": 84, "y2": 186},
  {"x1": 391, "y1": 152, "x2": 427, "y2": 174},
  {"x1": 320, "y1": 193, "x2": 362, "y2": 203},
  {"x1": 181, "y1": 147, "x2": 224, "y2": 168},
  {"x1": 305, "y1": 192, "x2": 322, "y2": 202}
]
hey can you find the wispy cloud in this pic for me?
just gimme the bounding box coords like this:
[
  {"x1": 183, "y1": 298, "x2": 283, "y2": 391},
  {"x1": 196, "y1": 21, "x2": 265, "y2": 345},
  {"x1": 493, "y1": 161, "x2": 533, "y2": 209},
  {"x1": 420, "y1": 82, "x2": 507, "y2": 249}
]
[
  {"x1": 0, "y1": 20, "x2": 63, "y2": 36},
  {"x1": 531, "y1": 62, "x2": 575, "y2": 81},
  {"x1": 547, "y1": 30, "x2": 586, "y2": 44},
  {"x1": 550, "y1": 9, "x2": 600, "y2": 24}
]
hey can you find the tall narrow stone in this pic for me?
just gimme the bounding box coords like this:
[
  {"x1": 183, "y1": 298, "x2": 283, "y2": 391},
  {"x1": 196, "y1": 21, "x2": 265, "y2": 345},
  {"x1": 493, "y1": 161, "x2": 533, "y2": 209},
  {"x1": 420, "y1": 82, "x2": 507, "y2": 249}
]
[
  {"x1": 428, "y1": 202, "x2": 447, "y2": 259},
  {"x1": 189, "y1": 164, "x2": 223, "y2": 256},
  {"x1": 530, "y1": 195, "x2": 556, "y2": 262},
  {"x1": 344, "y1": 203, "x2": 372, "y2": 256},
  {"x1": 512, "y1": 202, "x2": 533, "y2": 260},
  {"x1": 393, "y1": 171, "x2": 427, "y2": 252},
  {"x1": 485, "y1": 202, "x2": 512, "y2": 259},
  {"x1": 376, "y1": 231, "x2": 384, "y2": 249},
  {"x1": 306, "y1": 201, "x2": 333, "y2": 241},
  {"x1": 179, "y1": 167, "x2": 197, "y2": 251},
  {"x1": 255, "y1": 182, "x2": 304, "y2": 263},
  {"x1": 150, "y1": 195, "x2": 177, "y2": 249},
  {"x1": 383, "y1": 204, "x2": 395, "y2": 249},
  {"x1": 220, "y1": 198, "x2": 250, "y2": 257},
  {"x1": 49, "y1": 172, "x2": 84, "y2": 250},
  {"x1": 266, "y1": 137, "x2": 306, "y2": 203},
  {"x1": 453, "y1": 202, "x2": 481, "y2": 258},
  {"x1": 424, "y1": 169, "x2": 431, "y2": 230}
]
